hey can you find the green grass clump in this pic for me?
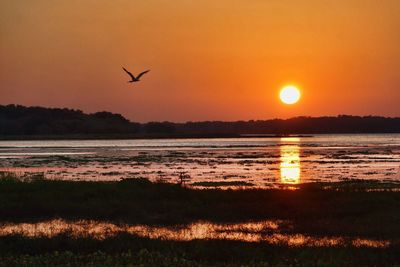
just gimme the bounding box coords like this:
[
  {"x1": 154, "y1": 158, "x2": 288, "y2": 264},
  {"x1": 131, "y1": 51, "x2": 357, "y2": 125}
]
[{"x1": 0, "y1": 250, "x2": 198, "y2": 267}]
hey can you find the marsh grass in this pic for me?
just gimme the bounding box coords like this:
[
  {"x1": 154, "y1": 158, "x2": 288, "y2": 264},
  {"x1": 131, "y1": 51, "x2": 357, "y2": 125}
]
[
  {"x1": 1, "y1": 175, "x2": 400, "y2": 237},
  {"x1": 0, "y1": 234, "x2": 400, "y2": 266},
  {"x1": 191, "y1": 181, "x2": 255, "y2": 187},
  {"x1": 2, "y1": 175, "x2": 400, "y2": 265}
]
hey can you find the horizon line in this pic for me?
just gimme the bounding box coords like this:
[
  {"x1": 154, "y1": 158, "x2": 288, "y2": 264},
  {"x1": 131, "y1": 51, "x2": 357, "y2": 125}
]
[{"x1": 1, "y1": 103, "x2": 400, "y2": 124}]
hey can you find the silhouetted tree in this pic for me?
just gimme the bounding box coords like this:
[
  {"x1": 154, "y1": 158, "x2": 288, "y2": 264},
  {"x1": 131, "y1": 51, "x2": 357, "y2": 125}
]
[{"x1": 1, "y1": 104, "x2": 399, "y2": 136}]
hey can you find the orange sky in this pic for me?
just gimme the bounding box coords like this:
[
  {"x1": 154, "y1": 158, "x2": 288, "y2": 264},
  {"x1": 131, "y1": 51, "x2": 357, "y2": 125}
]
[{"x1": 1, "y1": 0, "x2": 399, "y2": 122}]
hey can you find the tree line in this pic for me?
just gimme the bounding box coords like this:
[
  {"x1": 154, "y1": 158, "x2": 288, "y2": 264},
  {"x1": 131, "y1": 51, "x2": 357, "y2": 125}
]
[{"x1": 1, "y1": 104, "x2": 399, "y2": 137}]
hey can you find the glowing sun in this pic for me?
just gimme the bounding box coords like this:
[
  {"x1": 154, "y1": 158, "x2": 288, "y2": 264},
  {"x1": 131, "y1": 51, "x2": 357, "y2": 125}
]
[{"x1": 280, "y1": 86, "x2": 301, "y2": 105}]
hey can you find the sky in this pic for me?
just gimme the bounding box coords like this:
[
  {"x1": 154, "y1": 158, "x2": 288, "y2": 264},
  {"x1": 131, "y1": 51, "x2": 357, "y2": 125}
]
[{"x1": 1, "y1": 0, "x2": 399, "y2": 122}]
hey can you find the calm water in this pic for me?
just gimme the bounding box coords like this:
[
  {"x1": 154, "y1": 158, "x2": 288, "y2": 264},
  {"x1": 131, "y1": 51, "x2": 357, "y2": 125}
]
[
  {"x1": 0, "y1": 219, "x2": 388, "y2": 248},
  {"x1": 1, "y1": 134, "x2": 400, "y2": 188}
]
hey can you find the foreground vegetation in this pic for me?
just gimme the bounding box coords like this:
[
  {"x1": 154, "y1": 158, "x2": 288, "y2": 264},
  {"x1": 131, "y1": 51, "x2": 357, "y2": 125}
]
[
  {"x1": 1, "y1": 235, "x2": 400, "y2": 267},
  {"x1": 1, "y1": 174, "x2": 400, "y2": 238},
  {"x1": 1, "y1": 174, "x2": 400, "y2": 266}
]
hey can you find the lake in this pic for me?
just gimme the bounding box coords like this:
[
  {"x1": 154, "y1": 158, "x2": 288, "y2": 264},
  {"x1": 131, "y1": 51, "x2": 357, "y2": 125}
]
[{"x1": 1, "y1": 134, "x2": 399, "y2": 188}]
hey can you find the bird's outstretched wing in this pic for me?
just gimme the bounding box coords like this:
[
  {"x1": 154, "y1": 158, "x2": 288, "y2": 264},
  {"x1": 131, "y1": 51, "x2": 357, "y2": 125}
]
[
  {"x1": 136, "y1": 70, "x2": 150, "y2": 80},
  {"x1": 122, "y1": 67, "x2": 135, "y2": 80}
]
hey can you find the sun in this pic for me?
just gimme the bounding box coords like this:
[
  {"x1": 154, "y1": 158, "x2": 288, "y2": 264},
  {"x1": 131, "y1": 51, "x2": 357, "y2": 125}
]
[{"x1": 280, "y1": 86, "x2": 301, "y2": 105}]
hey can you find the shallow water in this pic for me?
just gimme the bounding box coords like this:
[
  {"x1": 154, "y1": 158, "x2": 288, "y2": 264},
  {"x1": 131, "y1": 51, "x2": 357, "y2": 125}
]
[
  {"x1": 1, "y1": 134, "x2": 400, "y2": 188},
  {"x1": 0, "y1": 219, "x2": 389, "y2": 248}
]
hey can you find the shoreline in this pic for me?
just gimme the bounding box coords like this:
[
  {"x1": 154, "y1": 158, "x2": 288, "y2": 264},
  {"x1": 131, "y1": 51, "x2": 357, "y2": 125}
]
[{"x1": 0, "y1": 133, "x2": 315, "y2": 141}]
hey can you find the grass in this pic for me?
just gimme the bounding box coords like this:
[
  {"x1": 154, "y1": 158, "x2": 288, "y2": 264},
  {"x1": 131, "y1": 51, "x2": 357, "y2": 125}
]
[
  {"x1": 190, "y1": 181, "x2": 255, "y2": 187},
  {"x1": 1, "y1": 234, "x2": 400, "y2": 266},
  {"x1": 1, "y1": 175, "x2": 400, "y2": 238},
  {"x1": 2, "y1": 173, "x2": 400, "y2": 265}
]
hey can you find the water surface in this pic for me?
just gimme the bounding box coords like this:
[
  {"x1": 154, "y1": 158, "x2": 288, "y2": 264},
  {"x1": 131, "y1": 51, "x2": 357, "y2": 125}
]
[
  {"x1": 0, "y1": 219, "x2": 389, "y2": 248},
  {"x1": 1, "y1": 134, "x2": 399, "y2": 188}
]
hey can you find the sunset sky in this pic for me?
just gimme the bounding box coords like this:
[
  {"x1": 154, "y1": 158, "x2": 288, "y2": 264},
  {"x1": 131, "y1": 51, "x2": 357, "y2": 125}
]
[{"x1": 1, "y1": 0, "x2": 399, "y2": 122}]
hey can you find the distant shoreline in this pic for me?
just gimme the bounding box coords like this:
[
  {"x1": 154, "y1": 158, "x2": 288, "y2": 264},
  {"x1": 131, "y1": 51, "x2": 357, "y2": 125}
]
[
  {"x1": 1, "y1": 133, "x2": 400, "y2": 141},
  {"x1": 0, "y1": 133, "x2": 316, "y2": 141},
  {"x1": 1, "y1": 105, "x2": 400, "y2": 139}
]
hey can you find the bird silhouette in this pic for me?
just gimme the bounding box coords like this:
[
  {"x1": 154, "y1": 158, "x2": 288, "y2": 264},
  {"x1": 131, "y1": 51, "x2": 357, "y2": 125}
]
[{"x1": 123, "y1": 67, "x2": 150, "y2": 83}]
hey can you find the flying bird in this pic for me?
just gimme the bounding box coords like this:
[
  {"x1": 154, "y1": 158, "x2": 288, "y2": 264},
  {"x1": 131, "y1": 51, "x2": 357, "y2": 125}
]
[{"x1": 122, "y1": 67, "x2": 150, "y2": 83}]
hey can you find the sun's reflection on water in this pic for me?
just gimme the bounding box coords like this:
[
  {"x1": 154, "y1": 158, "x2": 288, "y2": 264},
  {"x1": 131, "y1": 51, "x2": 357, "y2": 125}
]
[{"x1": 280, "y1": 138, "x2": 301, "y2": 184}]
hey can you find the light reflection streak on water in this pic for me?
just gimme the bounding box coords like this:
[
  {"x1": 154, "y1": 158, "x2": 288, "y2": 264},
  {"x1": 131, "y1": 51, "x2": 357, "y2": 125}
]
[
  {"x1": 0, "y1": 219, "x2": 389, "y2": 248},
  {"x1": 1, "y1": 135, "x2": 399, "y2": 187},
  {"x1": 280, "y1": 138, "x2": 301, "y2": 184}
]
